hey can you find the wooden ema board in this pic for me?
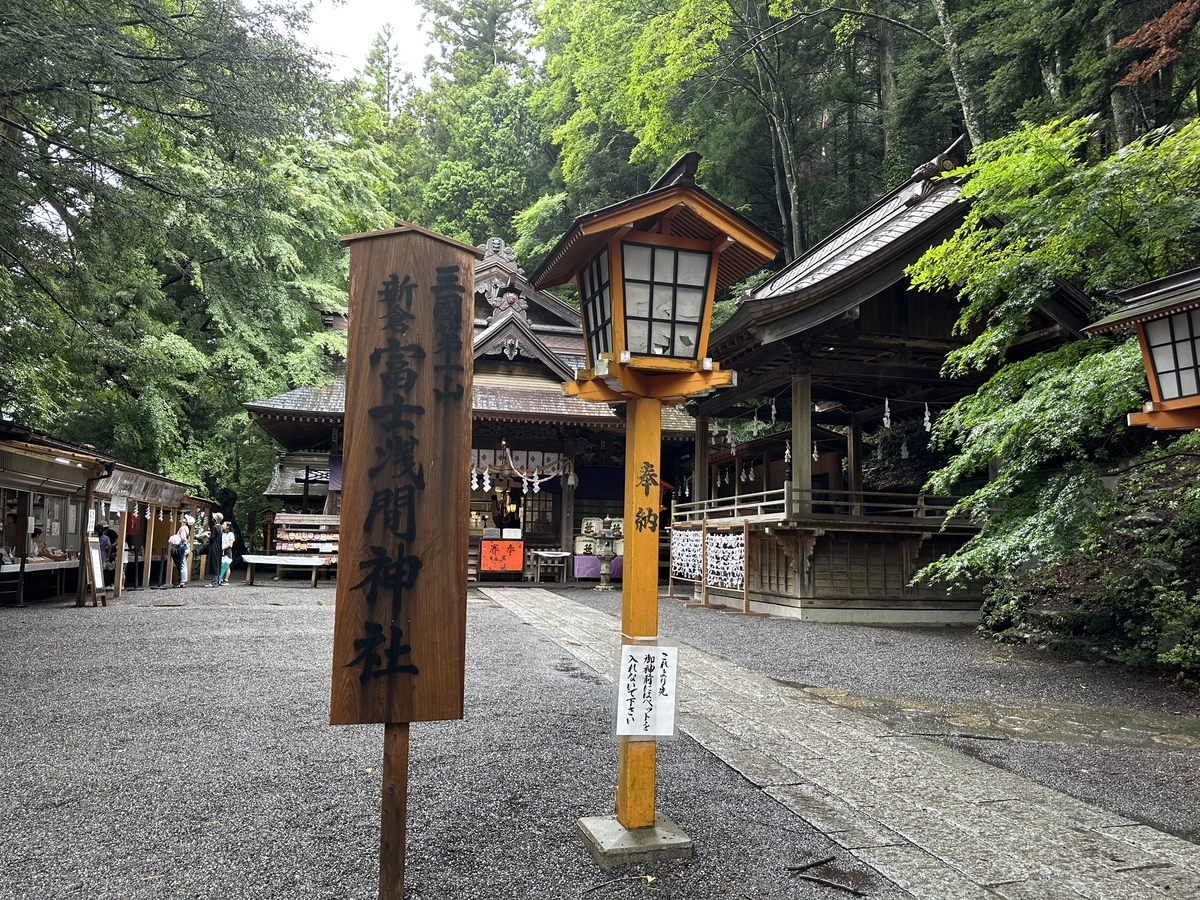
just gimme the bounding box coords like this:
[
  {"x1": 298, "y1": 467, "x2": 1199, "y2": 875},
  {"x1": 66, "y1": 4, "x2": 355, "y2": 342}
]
[{"x1": 330, "y1": 225, "x2": 474, "y2": 726}]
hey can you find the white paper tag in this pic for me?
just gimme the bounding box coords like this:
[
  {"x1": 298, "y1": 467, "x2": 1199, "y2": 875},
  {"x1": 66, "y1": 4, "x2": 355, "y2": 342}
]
[{"x1": 615, "y1": 645, "x2": 678, "y2": 738}]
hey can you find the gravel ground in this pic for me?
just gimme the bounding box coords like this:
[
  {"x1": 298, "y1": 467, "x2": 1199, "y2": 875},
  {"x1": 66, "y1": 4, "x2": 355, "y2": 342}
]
[
  {"x1": 3, "y1": 579, "x2": 1198, "y2": 899},
  {"x1": 1, "y1": 582, "x2": 912, "y2": 900}
]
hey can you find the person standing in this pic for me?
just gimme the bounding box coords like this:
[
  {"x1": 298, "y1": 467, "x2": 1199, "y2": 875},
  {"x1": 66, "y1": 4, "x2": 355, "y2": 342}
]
[
  {"x1": 171, "y1": 515, "x2": 193, "y2": 586},
  {"x1": 219, "y1": 521, "x2": 234, "y2": 585},
  {"x1": 3, "y1": 513, "x2": 17, "y2": 554},
  {"x1": 97, "y1": 525, "x2": 112, "y2": 587},
  {"x1": 205, "y1": 513, "x2": 224, "y2": 586}
]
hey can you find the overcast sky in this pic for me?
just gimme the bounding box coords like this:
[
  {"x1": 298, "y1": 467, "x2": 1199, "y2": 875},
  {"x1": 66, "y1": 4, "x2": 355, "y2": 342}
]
[{"x1": 303, "y1": 0, "x2": 429, "y2": 81}]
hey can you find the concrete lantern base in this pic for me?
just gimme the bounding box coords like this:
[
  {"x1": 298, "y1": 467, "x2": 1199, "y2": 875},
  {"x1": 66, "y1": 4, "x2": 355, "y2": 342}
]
[{"x1": 576, "y1": 814, "x2": 694, "y2": 869}]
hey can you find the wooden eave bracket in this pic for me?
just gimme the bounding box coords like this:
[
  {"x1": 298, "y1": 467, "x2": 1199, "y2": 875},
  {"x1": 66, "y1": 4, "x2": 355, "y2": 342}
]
[
  {"x1": 1128, "y1": 405, "x2": 1200, "y2": 430},
  {"x1": 564, "y1": 360, "x2": 736, "y2": 405}
]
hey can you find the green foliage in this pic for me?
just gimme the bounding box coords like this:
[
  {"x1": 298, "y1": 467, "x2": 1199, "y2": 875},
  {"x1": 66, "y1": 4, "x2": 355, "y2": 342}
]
[
  {"x1": 980, "y1": 440, "x2": 1200, "y2": 683},
  {"x1": 910, "y1": 117, "x2": 1200, "y2": 374},
  {"x1": 908, "y1": 114, "x2": 1200, "y2": 591},
  {"x1": 0, "y1": 0, "x2": 395, "y2": 514},
  {"x1": 920, "y1": 338, "x2": 1150, "y2": 585},
  {"x1": 862, "y1": 416, "x2": 949, "y2": 493}
]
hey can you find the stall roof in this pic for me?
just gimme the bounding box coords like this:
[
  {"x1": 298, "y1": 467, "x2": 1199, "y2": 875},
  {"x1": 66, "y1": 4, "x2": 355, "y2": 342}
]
[{"x1": 0, "y1": 421, "x2": 196, "y2": 504}]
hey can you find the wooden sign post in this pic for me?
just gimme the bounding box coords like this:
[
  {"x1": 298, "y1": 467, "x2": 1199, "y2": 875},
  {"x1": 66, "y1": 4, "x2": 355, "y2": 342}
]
[{"x1": 330, "y1": 221, "x2": 478, "y2": 899}]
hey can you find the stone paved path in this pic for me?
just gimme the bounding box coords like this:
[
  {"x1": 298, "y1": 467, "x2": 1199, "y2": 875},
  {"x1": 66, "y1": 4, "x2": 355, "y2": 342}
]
[{"x1": 481, "y1": 587, "x2": 1200, "y2": 900}]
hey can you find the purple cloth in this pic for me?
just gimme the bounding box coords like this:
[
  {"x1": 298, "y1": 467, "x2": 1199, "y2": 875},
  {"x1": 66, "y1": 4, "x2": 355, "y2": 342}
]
[{"x1": 573, "y1": 555, "x2": 623, "y2": 579}]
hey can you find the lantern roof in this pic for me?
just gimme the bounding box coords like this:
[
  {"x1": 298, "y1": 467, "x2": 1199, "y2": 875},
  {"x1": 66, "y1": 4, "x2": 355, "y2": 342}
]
[
  {"x1": 1086, "y1": 267, "x2": 1200, "y2": 335},
  {"x1": 530, "y1": 153, "x2": 780, "y2": 293}
]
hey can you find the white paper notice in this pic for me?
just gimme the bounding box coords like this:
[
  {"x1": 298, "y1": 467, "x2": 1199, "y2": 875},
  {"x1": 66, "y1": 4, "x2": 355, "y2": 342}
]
[{"x1": 615, "y1": 645, "x2": 678, "y2": 737}]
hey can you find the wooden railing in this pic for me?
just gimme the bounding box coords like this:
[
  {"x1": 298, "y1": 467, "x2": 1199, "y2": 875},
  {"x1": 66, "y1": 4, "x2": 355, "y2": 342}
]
[{"x1": 672, "y1": 482, "x2": 968, "y2": 525}]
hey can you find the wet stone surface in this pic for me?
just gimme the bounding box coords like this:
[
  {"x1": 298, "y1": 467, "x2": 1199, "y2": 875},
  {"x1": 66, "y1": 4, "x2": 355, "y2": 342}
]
[{"x1": 560, "y1": 586, "x2": 1200, "y2": 844}]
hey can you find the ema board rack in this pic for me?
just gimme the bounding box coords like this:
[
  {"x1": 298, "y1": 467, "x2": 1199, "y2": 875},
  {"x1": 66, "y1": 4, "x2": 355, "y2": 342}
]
[{"x1": 272, "y1": 513, "x2": 340, "y2": 558}]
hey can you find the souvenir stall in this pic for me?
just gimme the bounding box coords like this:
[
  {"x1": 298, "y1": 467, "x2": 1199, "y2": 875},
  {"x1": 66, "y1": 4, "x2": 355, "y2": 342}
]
[
  {"x1": 0, "y1": 423, "x2": 108, "y2": 605},
  {"x1": 91, "y1": 465, "x2": 206, "y2": 594}
]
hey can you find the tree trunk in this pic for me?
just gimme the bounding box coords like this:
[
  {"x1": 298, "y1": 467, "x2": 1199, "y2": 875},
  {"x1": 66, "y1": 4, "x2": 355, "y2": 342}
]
[
  {"x1": 1108, "y1": 29, "x2": 1135, "y2": 147},
  {"x1": 749, "y1": 44, "x2": 805, "y2": 260},
  {"x1": 877, "y1": 2, "x2": 897, "y2": 157},
  {"x1": 929, "y1": 0, "x2": 985, "y2": 148}
]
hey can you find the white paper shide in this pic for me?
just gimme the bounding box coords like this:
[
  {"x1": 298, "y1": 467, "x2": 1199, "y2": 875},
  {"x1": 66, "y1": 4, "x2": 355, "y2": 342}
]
[{"x1": 616, "y1": 645, "x2": 678, "y2": 737}]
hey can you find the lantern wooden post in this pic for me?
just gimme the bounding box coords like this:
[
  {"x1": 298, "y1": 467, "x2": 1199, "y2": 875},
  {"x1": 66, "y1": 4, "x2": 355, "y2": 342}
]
[
  {"x1": 531, "y1": 153, "x2": 781, "y2": 860},
  {"x1": 616, "y1": 396, "x2": 662, "y2": 829},
  {"x1": 330, "y1": 221, "x2": 478, "y2": 900}
]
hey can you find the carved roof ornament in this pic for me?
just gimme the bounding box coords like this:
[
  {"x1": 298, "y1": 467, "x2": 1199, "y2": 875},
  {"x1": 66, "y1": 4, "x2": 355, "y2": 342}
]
[
  {"x1": 484, "y1": 275, "x2": 529, "y2": 323},
  {"x1": 478, "y1": 237, "x2": 525, "y2": 276}
]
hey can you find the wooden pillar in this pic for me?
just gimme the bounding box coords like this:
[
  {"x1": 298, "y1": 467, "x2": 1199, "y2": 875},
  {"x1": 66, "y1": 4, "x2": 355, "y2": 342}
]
[
  {"x1": 559, "y1": 460, "x2": 576, "y2": 553},
  {"x1": 791, "y1": 373, "x2": 812, "y2": 515},
  {"x1": 617, "y1": 396, "x2": 661, "y2": 830},
  {"x1": 142, "y1": 505, "x2": 156, "y2": 588},
  {"x1": 847, "y1": 423, "x2": 863, "y2": 516},
  {"x1": 114, "y1": 510, "x2": 128, "y2": 598},
  {"x1": 693, "y1": 416, "x2": 709, "y2": 506},
  {"x1": 380, "y1": 722, "x2": 409, "y2": 900}
]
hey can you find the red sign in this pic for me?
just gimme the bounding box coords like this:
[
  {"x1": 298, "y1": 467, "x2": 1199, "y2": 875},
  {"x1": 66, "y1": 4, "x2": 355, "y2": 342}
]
[{"x1": 480, "y1": 539, "x2": 524, "y2": 573}]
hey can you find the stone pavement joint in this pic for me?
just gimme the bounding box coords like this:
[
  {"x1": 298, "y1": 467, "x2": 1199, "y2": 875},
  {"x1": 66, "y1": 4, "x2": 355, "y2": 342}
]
[{"x1": 482, "y1": 586, "x2": 1200, "y2": 900}]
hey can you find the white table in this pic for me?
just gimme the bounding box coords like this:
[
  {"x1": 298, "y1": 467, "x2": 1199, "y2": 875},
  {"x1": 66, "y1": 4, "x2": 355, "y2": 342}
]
[
  {"x1": 530, "y1": 550, "x2": 571, "y2": 583},
  {"x1": 241, "y1": 554, "x2": 334, "y2": 587}
]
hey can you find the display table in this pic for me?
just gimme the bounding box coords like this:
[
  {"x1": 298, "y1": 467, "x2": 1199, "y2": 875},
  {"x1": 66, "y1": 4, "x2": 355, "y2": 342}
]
[
  {"x1": 1, "y1": 558, "x2": 77, "y2": 574},
  {"x1": 1, "y1": 558, "x2": 77, "y2": 604},
  {"x1": 241, "y1": 554, "x2": 334, "y2": 587},
  {"x1": 480, "y1": 539, "x2": 523, "y2": 577},
  {"x1": 573, "y1": 555, "x2": 623, "y2": 580}
]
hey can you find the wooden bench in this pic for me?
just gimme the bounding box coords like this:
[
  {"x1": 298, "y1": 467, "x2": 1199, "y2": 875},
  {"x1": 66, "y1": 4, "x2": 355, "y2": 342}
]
[{"x1": 241, "y1": 554, "x2": 335, "y2": 588}]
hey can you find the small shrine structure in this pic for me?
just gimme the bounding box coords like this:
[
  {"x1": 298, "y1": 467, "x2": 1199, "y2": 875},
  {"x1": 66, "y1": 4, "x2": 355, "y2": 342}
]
[{"x1": 672, "y1": 146, "x2": 1094, "y2": 622}]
